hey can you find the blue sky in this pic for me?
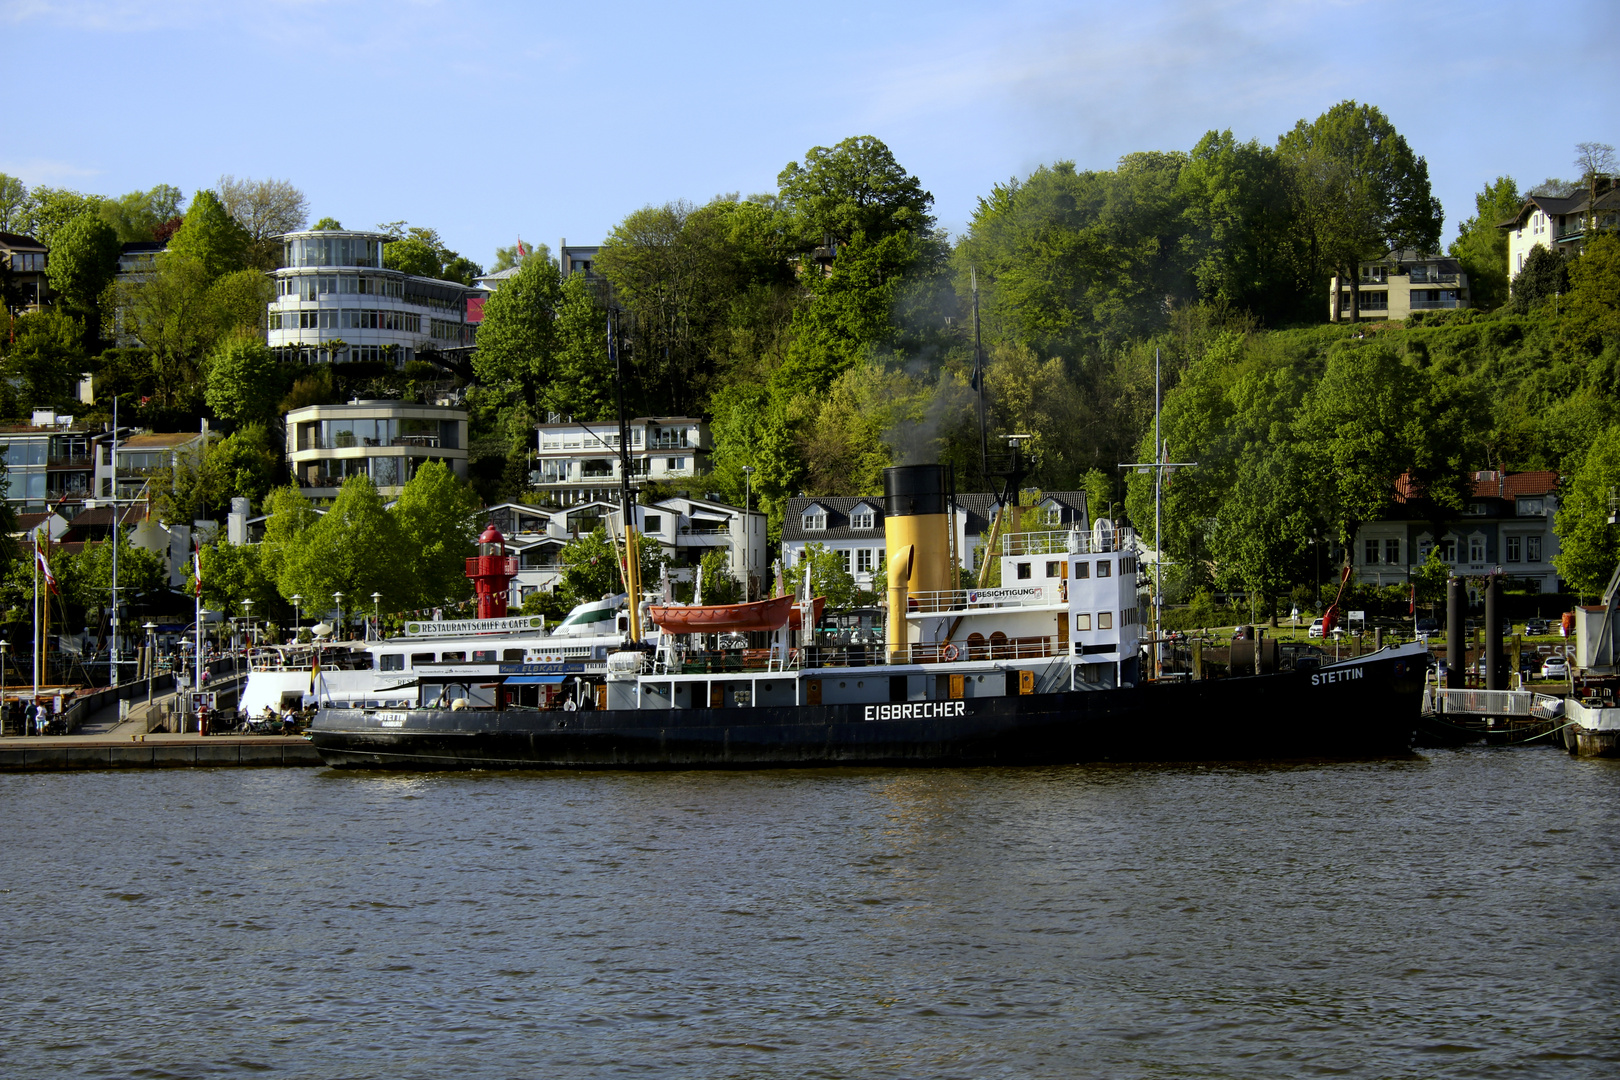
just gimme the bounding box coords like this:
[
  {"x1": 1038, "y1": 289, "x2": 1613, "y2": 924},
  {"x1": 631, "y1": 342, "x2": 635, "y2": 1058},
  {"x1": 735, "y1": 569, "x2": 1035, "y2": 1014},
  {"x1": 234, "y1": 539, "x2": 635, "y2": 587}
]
[{"x1": 4, "y1": 0, "x2": 1616, "y2": 264}]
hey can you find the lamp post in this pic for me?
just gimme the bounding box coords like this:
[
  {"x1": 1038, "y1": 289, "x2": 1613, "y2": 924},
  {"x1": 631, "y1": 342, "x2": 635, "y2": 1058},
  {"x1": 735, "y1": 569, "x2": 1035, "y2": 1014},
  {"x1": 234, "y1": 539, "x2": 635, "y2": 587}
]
[
  {"x1": 332, "y1": 592, "x2": 345, "y2": 639},
  {"x1": 741, "y1": 465, "x2": 755, "y2": 601},
  {"x1": 290, "y1": 594, "x2": 302, "y2": 640},
  {"x1": 371, "y1": 592, "x2": 383, "y2": 641},
  {"x1": 142, "y1": 621, "x2": 157, "y2": 707},
  {"x1": 241, "y1": 599, "x2": 255, "y2": 648}
]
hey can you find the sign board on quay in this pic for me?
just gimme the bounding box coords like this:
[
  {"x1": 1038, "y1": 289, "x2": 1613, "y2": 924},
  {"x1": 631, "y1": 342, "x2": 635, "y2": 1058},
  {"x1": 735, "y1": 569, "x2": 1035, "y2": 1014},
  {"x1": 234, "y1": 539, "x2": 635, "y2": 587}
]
[{"x1": 403, "y1": 616, "x2": 544, "y2": 638}]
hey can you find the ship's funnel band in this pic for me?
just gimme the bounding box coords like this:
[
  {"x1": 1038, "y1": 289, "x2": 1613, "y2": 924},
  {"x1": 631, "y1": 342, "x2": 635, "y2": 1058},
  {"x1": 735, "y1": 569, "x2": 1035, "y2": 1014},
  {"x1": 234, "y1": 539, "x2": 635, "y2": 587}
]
[{"x1": 884, "y1": 464, "x2": 947, "y2": 517}]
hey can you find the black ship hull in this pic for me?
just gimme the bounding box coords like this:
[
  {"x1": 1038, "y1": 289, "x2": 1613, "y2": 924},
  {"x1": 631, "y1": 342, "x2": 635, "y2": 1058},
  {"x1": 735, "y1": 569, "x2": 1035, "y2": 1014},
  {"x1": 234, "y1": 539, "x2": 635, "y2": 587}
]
[{"x1": 307, "y1": 646, "x2": 1427, "y2": 770}]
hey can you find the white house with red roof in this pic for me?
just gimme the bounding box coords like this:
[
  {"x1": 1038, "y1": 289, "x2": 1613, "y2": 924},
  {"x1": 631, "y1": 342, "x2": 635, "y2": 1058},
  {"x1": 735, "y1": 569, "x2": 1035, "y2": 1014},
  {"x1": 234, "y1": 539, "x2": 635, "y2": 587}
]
[{"x1": 1351, "y1": 470, "x2": 1562, "y2": 593}]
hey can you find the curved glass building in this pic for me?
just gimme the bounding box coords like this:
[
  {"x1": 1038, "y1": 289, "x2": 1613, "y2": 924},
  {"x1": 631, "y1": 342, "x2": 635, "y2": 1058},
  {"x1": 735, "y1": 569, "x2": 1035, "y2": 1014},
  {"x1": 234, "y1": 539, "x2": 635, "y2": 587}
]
[{"x1": 267, "y1": 230, "x2": 480, "y2": 367}]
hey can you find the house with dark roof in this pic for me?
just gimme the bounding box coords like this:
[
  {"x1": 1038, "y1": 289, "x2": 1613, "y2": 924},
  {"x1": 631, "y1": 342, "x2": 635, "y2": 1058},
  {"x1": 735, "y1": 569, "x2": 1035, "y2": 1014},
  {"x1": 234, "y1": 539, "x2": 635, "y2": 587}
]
[
  {"x1": 0, "y1": 231, "x2": 50, "y2": 313},
  {"x1": 782, "y1": 491, "x2": 1089, "y2": 591},
  {"x1": 1327, "y1": 250, "x2": 1471, "y2": 321},
  {"x1": 1350, "y1": 470, "x2": 1562, "y2": 593},
  {"x1": 1499, "y1": 180, "x2": 1620, "y2": 278}
]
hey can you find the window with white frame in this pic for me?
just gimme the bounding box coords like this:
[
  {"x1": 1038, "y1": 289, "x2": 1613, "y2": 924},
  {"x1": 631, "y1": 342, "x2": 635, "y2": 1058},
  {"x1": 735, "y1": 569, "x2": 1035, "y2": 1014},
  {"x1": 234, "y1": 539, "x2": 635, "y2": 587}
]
[
  {"x1": 1469, "y1": 536, "x2": 1486, "y2": 564},
  {"x1": 1505, "y1": 535, "x2": 1521, "y2": 563},
  {"x1": 1527, "y1": 535, "x2": 1542, "y2": 562},
  {"x1": 1384, "y1": 538, "x2": 1400, "y2": 565},
  {"x1": 802, "y1": 508, "x2": 826, "y2": 531},
  {"x1": 1365, "y1": 539, "x2": 1380, "y2": 564},
  {"x1": 850, "y1": 506, "x2": 875, "y2": 530},
  {"x1": 856, "y1": 548, "x2": 873, "y2": 573},
  {"x1": 1439, "y1": 537, "x2": 1457, "y2": 562},
  {"x1": 838, "y1": 549, "x2": 851, "y2": 574},
  {"x1": 1517, "y1": 498, "x2": 1545, "y2": 516}
]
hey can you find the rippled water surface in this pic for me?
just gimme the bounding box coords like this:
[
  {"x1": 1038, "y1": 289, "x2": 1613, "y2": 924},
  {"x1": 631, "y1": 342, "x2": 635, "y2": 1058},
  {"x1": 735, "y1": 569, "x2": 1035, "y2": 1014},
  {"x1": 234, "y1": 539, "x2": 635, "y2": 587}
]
[{"x1": 3, "y1": 748, "x2": 1618, "y2": 1079}]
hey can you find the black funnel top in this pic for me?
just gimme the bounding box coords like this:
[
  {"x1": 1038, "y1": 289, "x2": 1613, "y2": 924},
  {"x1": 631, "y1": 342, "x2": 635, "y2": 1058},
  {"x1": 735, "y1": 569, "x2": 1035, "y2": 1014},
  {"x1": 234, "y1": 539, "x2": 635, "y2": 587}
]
[{"x1": 883, "y1": 464, "x2": 946, "y2": 517}]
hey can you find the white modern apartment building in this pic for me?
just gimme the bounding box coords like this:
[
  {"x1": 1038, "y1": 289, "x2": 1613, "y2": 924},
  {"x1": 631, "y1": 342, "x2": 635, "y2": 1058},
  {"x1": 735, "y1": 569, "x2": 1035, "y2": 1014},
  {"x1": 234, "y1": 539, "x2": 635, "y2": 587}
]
[
  {"x1": 267, "y1": 230, "x2": 480, "y2": 368},
  {"x1": 484, "y1": 495, "x2": 766, "y2": 604},
  {"x1": 286, "y1": 400, "x2": 468, "y2": 498},
  {"x1": 532, "y1": 416, "x2": 709, "y2": 506}
]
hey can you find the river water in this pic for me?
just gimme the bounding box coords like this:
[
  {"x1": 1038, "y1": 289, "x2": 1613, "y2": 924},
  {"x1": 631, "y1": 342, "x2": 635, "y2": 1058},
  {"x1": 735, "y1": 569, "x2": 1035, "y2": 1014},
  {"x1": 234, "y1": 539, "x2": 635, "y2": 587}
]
[{"x1": 3, "y1": 748, "x2": 1617, "y2": 1079}]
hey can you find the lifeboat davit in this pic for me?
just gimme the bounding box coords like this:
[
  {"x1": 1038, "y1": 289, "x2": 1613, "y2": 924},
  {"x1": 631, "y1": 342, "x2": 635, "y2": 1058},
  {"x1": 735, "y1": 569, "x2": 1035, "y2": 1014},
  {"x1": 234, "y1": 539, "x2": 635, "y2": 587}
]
[{"x1": 648, "y1": 596, "x2": 826, "y2": 634}]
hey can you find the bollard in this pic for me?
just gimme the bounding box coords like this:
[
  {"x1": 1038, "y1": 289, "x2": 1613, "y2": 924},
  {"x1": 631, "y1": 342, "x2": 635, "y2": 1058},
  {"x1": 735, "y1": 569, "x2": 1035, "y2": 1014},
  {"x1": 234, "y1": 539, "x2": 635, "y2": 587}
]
[
  {"x1": 1446, "y1": 576, "x2": 1466, "y2": 690},
  {"x1": 1485, "y1": 575, "x2": 1505, "y2": 692}
]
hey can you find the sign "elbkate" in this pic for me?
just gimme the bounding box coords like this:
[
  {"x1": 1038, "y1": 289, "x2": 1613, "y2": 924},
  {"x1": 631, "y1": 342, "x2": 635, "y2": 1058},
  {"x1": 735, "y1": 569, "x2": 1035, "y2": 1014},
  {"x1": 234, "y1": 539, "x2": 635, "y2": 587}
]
[{"x1": 404, "y1": 616, "x2": 545, "y2": 637}]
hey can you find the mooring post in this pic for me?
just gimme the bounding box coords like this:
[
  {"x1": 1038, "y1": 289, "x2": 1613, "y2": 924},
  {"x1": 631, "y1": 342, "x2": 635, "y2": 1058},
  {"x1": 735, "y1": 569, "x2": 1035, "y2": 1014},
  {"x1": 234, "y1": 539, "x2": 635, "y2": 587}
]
[
  {"x1": 1485, "y1": 575, "x2": 1505, "y2": 692},
  {"x1": 1446, "y1": 576, "x2": 1466, "y2": 690}
]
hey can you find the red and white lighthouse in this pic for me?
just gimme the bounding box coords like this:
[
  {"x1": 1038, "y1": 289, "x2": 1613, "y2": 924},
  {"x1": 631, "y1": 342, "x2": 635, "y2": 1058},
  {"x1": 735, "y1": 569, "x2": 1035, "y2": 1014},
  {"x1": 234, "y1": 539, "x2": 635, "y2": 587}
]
[{"x1": 466, "y1": 523, "x2": 520, "y2": 620}]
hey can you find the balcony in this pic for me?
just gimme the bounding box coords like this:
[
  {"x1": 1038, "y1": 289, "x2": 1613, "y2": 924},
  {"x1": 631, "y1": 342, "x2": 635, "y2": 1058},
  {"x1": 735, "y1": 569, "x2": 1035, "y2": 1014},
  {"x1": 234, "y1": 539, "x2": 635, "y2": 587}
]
[
  {"x1": 47, "y1": 454, "x2": 95, "y2": 470},
  {"x1": 1410, "y1": 299, "x2": 1461, "y2": 310}
]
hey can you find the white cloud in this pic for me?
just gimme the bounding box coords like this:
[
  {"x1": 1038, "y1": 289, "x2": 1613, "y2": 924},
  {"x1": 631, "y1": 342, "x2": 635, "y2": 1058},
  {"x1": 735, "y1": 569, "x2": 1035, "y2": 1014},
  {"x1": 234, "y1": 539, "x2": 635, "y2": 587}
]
[{"x1": 0, "y1": 157, "x2": 102, "y2": 185}]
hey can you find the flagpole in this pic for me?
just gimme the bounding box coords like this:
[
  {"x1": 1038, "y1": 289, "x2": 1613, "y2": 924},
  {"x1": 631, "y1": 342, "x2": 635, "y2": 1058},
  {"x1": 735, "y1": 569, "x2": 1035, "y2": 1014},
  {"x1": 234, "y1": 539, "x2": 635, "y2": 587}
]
[{"x1": 32, "y1": 531, "x2": 39, "y2": 703}]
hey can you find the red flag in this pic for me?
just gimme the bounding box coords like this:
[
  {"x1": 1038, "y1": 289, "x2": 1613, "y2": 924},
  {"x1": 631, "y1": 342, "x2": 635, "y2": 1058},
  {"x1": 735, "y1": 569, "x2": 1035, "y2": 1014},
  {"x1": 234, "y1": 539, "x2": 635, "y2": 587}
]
[
  {"x1": 194, "y1": 547, "x2": 204, "y2": 598},
  {"x1": 1409, "y1": 584, "x2": 1415, "y2": 615},
  {"x1": 37, "y1": 548, "x2": 58, "y2": 594},
  {"x1": 516, "y1": 238, "x2": 527, "y2": 258}
]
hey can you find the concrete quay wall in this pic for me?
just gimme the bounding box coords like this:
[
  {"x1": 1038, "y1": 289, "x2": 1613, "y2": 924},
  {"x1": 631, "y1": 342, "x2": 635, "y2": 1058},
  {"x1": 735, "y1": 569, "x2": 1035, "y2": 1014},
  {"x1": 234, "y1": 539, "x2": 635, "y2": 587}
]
[{"x1": 0, "y1": 737, "x2": 323, "y2": 772}]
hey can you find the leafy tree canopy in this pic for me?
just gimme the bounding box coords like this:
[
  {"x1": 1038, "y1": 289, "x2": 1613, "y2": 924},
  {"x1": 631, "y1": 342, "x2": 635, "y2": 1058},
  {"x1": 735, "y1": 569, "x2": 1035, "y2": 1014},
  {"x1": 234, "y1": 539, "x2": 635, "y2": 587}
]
[
  {"x1": 777, "y1": 135, "x2": 935, "y2": 244},
  {"x1": 45, "y1": 212, "x2": 121, "y2": 317},
  {"x1": 166, "y1": 189, "x2": 250, "y2": 281},
  {"x1": 205, "y1": 334, "x2": 283, "y2": 427}
]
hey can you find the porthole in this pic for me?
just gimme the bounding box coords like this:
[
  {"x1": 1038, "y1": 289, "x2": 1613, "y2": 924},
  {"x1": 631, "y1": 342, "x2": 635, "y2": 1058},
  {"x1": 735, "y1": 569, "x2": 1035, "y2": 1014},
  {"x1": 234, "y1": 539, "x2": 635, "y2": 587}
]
[
  {"x1": 839, "y1": 681, "x2": 847, "y2": 688},
  {"x1": 763, "y1": 682, "x2": 773, "y2": 691},
  {"x1": 856, "y1": 681, "x2": 864, "y2": 688}
]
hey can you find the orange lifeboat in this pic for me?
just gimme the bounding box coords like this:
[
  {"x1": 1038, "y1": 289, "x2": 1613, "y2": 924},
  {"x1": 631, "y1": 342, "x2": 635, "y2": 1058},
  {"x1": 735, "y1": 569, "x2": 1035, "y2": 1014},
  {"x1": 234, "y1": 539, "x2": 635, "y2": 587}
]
[{"x1": 648, "y1": 596, "x2": 825, "y2": 634}]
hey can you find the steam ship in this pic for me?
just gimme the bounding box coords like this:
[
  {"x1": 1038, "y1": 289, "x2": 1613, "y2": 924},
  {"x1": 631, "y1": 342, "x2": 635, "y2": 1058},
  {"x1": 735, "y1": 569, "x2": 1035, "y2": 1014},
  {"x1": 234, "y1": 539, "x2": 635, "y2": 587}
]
[{"x1": 303, "y1": 464, "x2": 1428, "y2": 770}]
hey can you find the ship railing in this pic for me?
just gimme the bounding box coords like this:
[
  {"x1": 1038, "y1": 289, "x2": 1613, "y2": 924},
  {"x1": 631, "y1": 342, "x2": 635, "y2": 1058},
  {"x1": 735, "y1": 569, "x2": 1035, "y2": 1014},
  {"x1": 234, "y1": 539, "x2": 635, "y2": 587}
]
[
  {"x1": 999, "y1": 529, "x2": 1135, "y2": 556},
  {"x1": 907, "y1": 588, "x2": 1061, "y2": 613},
  {"x1": 796, "y1": 636, "x2": 1058, "y2": 667}
]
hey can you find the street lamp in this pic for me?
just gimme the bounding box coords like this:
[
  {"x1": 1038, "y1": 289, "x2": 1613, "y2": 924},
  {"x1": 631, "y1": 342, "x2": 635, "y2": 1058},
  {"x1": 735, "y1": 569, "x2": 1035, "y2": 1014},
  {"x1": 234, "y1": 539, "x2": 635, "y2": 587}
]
[
  {"x1": 741, "y1": 465, "x2": 755, "y2": 600},
  {"x1": 332, "y1": 592, "x2": 345, "y2": 638},
  {"x1": 241, "y1": 599, "x2": 255, "y2": 647},
  {"x1": 371, "y1": 592, "x2": 383, "y2": 641},
  {"x1": 290, "y1": 594, "x2": 302, "y2": 639},
  {"x1": 142, "y1": 621, "x2": 157, "y2": 707}
]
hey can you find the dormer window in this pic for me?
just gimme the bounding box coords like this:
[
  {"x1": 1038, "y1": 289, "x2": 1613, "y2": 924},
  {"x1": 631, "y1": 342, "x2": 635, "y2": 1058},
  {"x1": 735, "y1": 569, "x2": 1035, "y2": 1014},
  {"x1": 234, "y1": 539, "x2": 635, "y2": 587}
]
[
  {"x1": 802, "y1": 507, "x2": 827, "y2": 531},
  {"x1": 850, "y1": 504, "x2": 876, "y2": 530},
  {"x1": 1517, "y1": 498, "x2": 1545, "y2": 517}
]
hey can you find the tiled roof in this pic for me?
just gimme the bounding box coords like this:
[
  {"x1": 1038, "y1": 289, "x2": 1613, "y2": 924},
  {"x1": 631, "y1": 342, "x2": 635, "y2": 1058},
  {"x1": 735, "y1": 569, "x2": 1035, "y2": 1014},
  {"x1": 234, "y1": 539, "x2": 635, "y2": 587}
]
[
  {"x1": 1470, "y1": 470, "x2": 1558, "y2": 499},
  {"x1": 121, "y1": 432, "x2": 202, "y2": 449},
  {"x1": 0, "y1": 231, "x2": 46, "y2": 250}
]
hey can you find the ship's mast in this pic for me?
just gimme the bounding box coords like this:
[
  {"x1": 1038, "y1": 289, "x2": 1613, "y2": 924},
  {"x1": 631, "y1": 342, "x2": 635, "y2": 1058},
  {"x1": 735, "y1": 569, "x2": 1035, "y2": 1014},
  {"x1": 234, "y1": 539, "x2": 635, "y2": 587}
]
[
  {"x1": 1120, "y1": 347, "x2": 1196, "y2": 677},
  {"x1": 610, "y1": 308, "x2": 642, "y2": 644}
]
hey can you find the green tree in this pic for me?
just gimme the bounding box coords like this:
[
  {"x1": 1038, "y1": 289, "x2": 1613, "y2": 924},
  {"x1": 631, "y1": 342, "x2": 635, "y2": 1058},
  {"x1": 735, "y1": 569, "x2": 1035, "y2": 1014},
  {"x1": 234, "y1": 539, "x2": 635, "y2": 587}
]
[
  {"x1": 277, "y1": 475, "x2": 405, "y2": 620},
  {"x1": 1510, "y1": 244, "x2": 1569, "y2": 313},
  {"x1": 216, "y1": 175, "x2": 308, "y2": 269},
  {"x1": 393, "y1": 461, "x2": 479, "y2": 607},
  {"x1": 16, "y1": 187, "x2": 102, "y2": 249},
  {"x1": 1277, "y1": 101, "x2": 1444, "y2": 321},
  {"x1": 204, "y1": 424, "x2": 282, "y2": 510},
  {"x1": 311, "y1": 217, "x2": 343, "y2": 230},
  {"x1": 1554, "y1": 425, "x2": 1620, "y2": 595},
  {"x1": 112, "y1": 257, "x2": 270, "y2": 408},
  {"x1": 193, "y1": 540, "x2": 280, "y2": 619},
  {"x1": 205, "y1": 335, "x2": 283, "y2": 426},
  {"x1": 491, "y1": 241, "x2": 551, "y2": 273},
  {"x1": 776, "y1": 135, "x2": 935, "y2": 245},
  {"x1": 694, "y1": 546, "x2": 742, "y2": 605},
  {"x1": 258, "y1": 485, "x2": 321, "y2": 590},
  {"x1": 166, "y1": 189, "x2": 250, "y2": 281},
  {"x1": 1178, "y1": 129, "x2": 1311, "y2": 323},
  {"x1": 0, "y1": 309, "x2": 88, "y2": 412},
  {"x1": 97, "y1": 184, "x2": 185, "y2": 243},
  {"x1": 0, "y1": 174, "x2": 26, "y2": 231},
  {"x1": 471, "y1": 253, "x2": 564, "y2": 408},
  {"x1": 556, "y1": 527, "x2": 665, "y2": 606},
  {"x1": 786, "y1": 541, "x2": 858, "y2": 609},
  {"x1": 44, "y1": 212, "x2": 121, "y2": 339},
  {"x1": 62, "y1": 529, "x2": 166, "y2": 630},
  {"x1": 1449, "y1": 176, "x2": 1520, "y2": 311},
  {"x1": 1561, "y1": 233, "x2": 1620, "y2": 352}
]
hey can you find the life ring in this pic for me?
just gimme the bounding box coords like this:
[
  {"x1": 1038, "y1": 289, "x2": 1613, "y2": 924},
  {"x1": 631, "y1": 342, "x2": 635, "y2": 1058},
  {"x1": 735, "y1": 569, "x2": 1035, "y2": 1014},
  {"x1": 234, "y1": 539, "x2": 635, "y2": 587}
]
[{"x1": 941, "y1": 643, "x2": 960, "y2": 662}]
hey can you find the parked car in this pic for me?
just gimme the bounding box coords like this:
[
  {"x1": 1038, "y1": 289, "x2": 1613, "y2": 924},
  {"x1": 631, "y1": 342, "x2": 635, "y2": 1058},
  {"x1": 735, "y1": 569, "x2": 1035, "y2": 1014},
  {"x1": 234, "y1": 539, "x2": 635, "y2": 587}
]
[
  {"x1": 1541, "y1": 656, "x2": 1570, "y2": 680},
  {"x1": 1307, "y1": 618, "x2": 1325, "y2": 639},
  {"x1": 1416, "y1": 618, "x2": 1439, "y2": 641},
  {"x1": 1523, "y1": 620, "x2": 1549, "y2": 637}
]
